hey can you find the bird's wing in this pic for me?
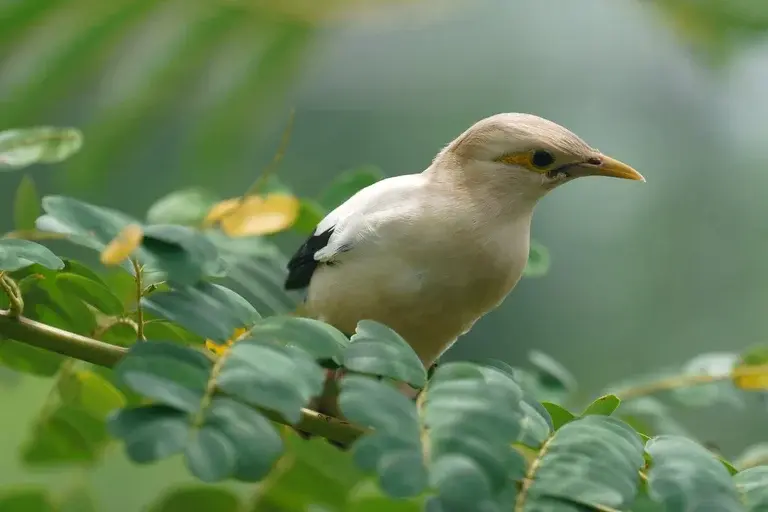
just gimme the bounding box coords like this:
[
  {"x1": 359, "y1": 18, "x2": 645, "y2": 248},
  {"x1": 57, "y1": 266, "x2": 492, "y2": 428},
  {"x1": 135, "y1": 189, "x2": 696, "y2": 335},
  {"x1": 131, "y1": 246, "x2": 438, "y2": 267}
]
[{"x1": 284, "y1": 174, "x2": 426, "y2": 290}]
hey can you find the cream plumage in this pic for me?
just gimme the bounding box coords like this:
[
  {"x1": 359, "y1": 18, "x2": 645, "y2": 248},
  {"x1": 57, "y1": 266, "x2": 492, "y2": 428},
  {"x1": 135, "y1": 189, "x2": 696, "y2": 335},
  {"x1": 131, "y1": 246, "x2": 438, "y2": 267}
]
[{"x1": 285, "y1": 113, "x2": 644, "y2": 370}]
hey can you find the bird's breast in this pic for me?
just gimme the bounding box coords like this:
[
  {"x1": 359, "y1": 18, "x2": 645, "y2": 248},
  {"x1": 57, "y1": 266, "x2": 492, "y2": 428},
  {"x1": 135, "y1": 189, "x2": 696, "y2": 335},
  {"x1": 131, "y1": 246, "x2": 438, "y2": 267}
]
[{"x1": 305, "y1": 218, "x2": 530, "y2": 366}]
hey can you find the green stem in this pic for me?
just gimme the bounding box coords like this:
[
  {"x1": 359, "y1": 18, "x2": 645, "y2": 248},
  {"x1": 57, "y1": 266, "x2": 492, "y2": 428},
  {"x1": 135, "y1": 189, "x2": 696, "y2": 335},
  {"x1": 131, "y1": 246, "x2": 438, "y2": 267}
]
[
  {"x1": 131, "y1": 258, "x2": 145, "y2": 341},
  {"x1": 0, "y1": 310, "x2": 126, "y2": 366},
  {"x1": 0, "y1": 272, "x2": 24, "y2": 317}
]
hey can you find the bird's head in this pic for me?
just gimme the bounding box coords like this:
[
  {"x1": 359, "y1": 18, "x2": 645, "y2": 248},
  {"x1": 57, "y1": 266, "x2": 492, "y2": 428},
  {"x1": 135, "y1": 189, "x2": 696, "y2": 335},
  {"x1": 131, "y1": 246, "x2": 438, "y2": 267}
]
[{"x1": 432, "y1": 113, "x2": 644, "y2": 202}]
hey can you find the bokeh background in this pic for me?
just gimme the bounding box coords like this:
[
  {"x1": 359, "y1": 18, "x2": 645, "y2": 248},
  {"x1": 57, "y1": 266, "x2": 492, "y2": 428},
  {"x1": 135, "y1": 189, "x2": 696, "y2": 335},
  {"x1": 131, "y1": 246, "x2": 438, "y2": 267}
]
[{"x1": 1, "y1": 0, "x2": 768, "y2": 509}]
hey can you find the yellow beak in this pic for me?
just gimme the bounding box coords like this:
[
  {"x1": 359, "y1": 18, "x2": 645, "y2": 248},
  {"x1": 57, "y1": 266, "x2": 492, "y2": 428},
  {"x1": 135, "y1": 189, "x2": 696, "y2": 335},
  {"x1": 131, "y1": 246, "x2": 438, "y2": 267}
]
[{"x1": 587, "y1": 154, "x2": 645, "y2": 182}]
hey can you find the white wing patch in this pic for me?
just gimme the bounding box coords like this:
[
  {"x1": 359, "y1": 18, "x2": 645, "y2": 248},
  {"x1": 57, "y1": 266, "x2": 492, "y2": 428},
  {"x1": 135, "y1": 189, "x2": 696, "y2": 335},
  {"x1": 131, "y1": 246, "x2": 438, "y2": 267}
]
[{"x1": 312, "y1": 173, "x2": 427, "y2": 263}]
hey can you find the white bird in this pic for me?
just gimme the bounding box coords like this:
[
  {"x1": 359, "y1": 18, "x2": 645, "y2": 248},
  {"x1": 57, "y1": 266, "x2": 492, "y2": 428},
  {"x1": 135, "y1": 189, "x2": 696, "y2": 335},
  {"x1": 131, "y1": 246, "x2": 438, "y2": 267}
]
[{"x1": 285, "y1": 113, "x2": 644, "y2": 372}]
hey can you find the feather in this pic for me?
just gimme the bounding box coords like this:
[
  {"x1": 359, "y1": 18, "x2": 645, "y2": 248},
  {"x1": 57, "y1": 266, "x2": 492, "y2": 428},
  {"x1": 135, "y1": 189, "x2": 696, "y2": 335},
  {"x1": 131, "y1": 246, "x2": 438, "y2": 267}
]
[{"x1": 284, "y1": 226, "x2": 334, "y2": 290}]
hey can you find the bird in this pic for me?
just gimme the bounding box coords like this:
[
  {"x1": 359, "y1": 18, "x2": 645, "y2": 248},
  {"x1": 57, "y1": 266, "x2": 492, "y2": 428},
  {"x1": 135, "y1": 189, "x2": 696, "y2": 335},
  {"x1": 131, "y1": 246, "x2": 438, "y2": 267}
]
[{"x1": 285, "y1": 112, "x2": 644, "y2": 377}]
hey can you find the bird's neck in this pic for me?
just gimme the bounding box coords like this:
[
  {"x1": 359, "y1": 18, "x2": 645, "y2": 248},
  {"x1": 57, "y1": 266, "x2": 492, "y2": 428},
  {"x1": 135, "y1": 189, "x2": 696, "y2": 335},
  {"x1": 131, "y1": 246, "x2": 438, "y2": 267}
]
[{"x1": 424, "y1": 159, "x2": 540, "y2": 221}]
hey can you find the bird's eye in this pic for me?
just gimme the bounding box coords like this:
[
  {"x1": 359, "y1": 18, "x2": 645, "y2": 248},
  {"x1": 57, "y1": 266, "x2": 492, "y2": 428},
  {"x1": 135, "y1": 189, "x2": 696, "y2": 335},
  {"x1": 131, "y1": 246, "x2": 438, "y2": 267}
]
[{"x1": 531, "y1": 150, "x2": 555, "y2": 169}]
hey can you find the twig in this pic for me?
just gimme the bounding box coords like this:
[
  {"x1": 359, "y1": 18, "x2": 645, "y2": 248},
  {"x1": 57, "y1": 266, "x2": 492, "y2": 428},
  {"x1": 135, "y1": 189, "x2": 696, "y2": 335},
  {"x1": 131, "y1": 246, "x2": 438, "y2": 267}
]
[
  {"x1": 515, "y1": 434, "x2": 555, "y2": 512},
  {"x1": 244, "y1": 107, "x2": 296, "y2": 198},
  {"x1": 615, "y1": 365, "x2": 768, "y2": 401},
  {"x1": 0, "y1": 272, "x2": 23, "y2": 317},
  {"x1": 130, "y1": 258, "x2": 145, "y2": 341},
  {"x1": 0, "y1": 309, "x2": 367, "y2": 446}
]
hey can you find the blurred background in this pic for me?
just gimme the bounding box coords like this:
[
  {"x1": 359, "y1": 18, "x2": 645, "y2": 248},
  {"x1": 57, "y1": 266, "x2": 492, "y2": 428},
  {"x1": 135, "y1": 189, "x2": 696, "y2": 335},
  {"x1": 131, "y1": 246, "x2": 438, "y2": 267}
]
[{"x1": 1, "y1": 0, "x2": 768, "y2": 509}]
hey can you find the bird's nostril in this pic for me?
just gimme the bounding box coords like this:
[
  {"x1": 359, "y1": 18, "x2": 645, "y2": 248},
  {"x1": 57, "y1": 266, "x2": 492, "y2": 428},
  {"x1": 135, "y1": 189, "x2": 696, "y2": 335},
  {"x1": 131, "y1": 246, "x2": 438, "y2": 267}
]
[{"x1": 587, "y1": 157, "x2": 602, "y2": 166}]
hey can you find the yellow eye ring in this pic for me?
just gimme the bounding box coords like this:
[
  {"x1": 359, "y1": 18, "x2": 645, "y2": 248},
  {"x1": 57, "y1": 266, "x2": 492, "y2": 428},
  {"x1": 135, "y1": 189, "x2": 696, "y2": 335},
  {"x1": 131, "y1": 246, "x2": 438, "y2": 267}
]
[{"x1": 497, "y1": 150, "x2": 556, "y2": 171}]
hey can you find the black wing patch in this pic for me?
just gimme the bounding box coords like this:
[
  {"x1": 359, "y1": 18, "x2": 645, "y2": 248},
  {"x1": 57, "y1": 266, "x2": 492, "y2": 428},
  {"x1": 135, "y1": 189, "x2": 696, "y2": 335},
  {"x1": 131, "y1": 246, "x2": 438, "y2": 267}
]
[{"x1": 284, "y1": 226, "x2": 335, "y2": 290}]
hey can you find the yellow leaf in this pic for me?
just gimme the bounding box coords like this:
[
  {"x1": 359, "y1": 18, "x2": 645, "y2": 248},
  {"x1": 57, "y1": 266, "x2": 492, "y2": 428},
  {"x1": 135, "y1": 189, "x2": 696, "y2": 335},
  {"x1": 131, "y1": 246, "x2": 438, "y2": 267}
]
[
  {"x1": 205, "y1": 326, "x2": 249, "y2": 356},
  {"x1": 203, "y1": 197, "x2": 242, "y2": 227},
  {"x1": 100, "y1": 224, "x2": 143, "y2": 266},
  {"x1": 733, "y1": 364, "x2": 768, "y2": 390},
  {"x1": 219, "y1": 193, "x2": 300, "y2": 237}
]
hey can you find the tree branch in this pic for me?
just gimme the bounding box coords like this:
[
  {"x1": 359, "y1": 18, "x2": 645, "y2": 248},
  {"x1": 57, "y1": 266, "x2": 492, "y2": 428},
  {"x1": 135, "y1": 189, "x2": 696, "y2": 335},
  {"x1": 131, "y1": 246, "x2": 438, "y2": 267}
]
[
  {"x1": 0, "y1": 309, "x2": 127, "y2": 366},
  {"x1": 615, "y1": 365, "x2": 768, "y2": 401},
  {"x1": 0, "y1": 309, "x2": 366, "y2": 446}
]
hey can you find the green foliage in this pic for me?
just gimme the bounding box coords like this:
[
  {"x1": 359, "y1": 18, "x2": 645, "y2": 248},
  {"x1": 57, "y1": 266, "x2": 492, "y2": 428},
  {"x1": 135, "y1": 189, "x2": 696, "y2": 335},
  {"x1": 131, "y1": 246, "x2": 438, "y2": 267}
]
[
  {"x1": 13, "y1": 174, "x2": 40, "y2": 231},
  {"x1": 344, "y1": 320, "x2": 427, "y2": 388},
  {"x1": 0, "y1": 239, "x2": 64, "y2": 272},
  {"x1": 0, "y1": 142, "x2": 766, "y2": 511},
  {"x1": 0, "y1": 127, "x2": 83, "y2": 170},
  {"x1": 645, "y1": 436, "x2": 743, "y2": 510}
]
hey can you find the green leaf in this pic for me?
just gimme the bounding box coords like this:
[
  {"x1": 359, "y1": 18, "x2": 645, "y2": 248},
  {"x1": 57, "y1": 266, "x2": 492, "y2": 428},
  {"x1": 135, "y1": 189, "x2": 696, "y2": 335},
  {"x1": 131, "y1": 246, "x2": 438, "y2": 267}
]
[
  {"x1": 140, "y1": 224, "x2": 223, "y2": 285},
  {"x1": 148, "y1": 487, "x2": 241, "y2": 512},
  {"x1": 34, "y1": 278, "x2": 98, "y2": 336},
  {"x1": 540, "y1": 402, "x2": 576, "y2": 430},
  {"x1": 13, "y1": 174, "x2": 40, "y2": 230},
  {"x1": 142, "y1": 282, "x2": 260, "y2": 342},
  {"x1": 527, "y1": 350, "x2": 577, "y2": 394},
  {"x1": 216, "y1": 341, "x2": 325, "y2": 423},
  {"x1": 109, "y1": 344, "x2": 285, "y2": 482},
  {"x1": 614, "y1": 396, "x2": 692, "y2": 438},
  {"x1": 0, "y1": 239, "x2": 64, "y2": 271},
  {"x1": 36, "y1": 195, "x2": 139, "y2": 250},
  {"x1": 318, "y1": 166, "x2": 384, "y2": 211},
  {"x1": 22, "y1": 404, "x2": 111, "y2": 467},
  {"x1": 146, "y1": 188, "x2": 220, "y2": 226},
  {"x1": 55, "y1": 273, "x2": 124, "y2": 316},
  {"x1": 581, "y1": 394, "x2": 621, "y2": 417},
  {"x1": 645, "y1": 435, "x2": 743, "y2": 511},
  {"x1": 108, "y1": 405, "x2": 190, "y2": 464},
  {"x1": 185, "y1": 425, "x2": 238, "y2": 482},
  {"x1": 734, "y1": 466, "x2": 768, "y2": 511},
  {"x1": 523, "y1": 240, "x2": 550, "y2": 278},
  {"x1": 57, "y1": 369, "x2": 126, "y2": 419},
  {"x1": 206, "y1": 231, "x2": 296, "y2": 317},
  {"x1": 200, "y1": 397, "x2": 283, "y2": 482},
  {"x1": 0, "y1": 127, "x2": 83, "y2": 169},
  {"x1": 340, "y1": 362, "x2": 532, "y2": 506},
  {"x1": 113, "y1": 341, "x2": 213, "y2": 413},
  {"x1": 251, "y1": 430, "x2": 364, "y2": 510},
  {"x1": 243, "y1": 316, "x2": 349, "y2": 363},
  {"x1": 344, "y1": 320, "x2": 427, "y2": 389},
  {"x1": 339, "y1": 376, "x2": 426, "y2": 498},
  {"x1": 0, "y1": 339, "x2": 63, "y2": 377},
  {"x1": 0, "y1": 487, "x2": 55, "y2": 512},
  {"x1": 426, "y1": 364, "x2": 529, "y2": 498},
  {"x1": 518, "y1": 415, "x2": 645, "y2": 510}
]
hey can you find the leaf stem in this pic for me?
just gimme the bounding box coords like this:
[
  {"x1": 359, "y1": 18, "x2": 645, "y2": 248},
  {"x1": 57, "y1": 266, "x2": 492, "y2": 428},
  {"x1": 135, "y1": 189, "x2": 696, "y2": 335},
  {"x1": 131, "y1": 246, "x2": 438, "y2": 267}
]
[
  {"x1": 615, "y1": 365, "x2": 768, "y2": 401},
  {"x1": 0, "y1": 272, "x2": 24, "y2": 317},
  {"x1": 515, "y1": 434, "x2": 555, "y2": 512},
  {"x1": 130, "y1": 258, "x2": 145, "y2": 341},
  {"x1": 0, "y1": 309, "x2": 366, "y2": 446}
]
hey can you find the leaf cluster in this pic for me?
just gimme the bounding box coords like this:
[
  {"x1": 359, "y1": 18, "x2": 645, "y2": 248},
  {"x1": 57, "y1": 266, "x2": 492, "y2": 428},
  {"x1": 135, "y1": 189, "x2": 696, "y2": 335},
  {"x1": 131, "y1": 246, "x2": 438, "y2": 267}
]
[{"x1": 0, "y1": 128, "x2": 766, "y2": 511}]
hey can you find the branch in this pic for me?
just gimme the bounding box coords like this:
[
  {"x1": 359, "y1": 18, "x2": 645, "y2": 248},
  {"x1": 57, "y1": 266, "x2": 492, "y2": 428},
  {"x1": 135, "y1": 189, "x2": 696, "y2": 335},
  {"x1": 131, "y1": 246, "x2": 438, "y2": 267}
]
[
  {"x1": 0, "y1": 309, "x2": 366, "y2": 446},
  {"x1": 615, "y1": 365, "x2": 768, "y2": 401},
  {"x1": 0, "y1": 309, "x2": 127, "y2": 366}
]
